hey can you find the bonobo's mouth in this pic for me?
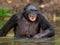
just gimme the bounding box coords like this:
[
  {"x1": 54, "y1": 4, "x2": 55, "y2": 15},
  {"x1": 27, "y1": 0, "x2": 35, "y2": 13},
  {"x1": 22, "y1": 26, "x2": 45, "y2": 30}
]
[{"x1": 28, "y1": 14, "x2": 37, "y2": 21}]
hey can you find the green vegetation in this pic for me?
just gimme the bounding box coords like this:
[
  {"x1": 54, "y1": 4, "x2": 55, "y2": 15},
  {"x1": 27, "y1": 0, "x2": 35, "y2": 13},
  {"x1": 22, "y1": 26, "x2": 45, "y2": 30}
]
[
  {"x1": 0, "y1": 7, "x2": 13, "y2": 17},
  {"x1": 0, "y1": 7, "x2": 15, "y2": 31},
  {"x1": 55, "y1": 38, "x2": 60, "y2": 45}
]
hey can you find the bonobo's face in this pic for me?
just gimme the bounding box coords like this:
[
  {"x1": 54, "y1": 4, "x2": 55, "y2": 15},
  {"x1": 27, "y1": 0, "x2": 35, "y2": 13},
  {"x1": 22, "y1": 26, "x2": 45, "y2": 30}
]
[
  {"x1": 28, "y1": 14, "x2": 37, "y2": 21},
  {"x1": 24, "y1": 4, "x2": 39, "y2": 22}
]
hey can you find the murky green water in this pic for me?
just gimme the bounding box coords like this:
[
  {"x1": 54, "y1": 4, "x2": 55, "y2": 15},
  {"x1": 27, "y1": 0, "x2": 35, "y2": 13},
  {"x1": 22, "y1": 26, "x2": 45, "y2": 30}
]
[{"x1": 0, "y1": 37, "x2": 54, "y2": 45}]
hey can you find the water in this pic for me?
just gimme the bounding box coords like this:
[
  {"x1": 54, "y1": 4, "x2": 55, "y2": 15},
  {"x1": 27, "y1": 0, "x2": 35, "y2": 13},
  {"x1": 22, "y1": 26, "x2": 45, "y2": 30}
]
[{"x1": 0, "y1": 37, "x2": 54, "y2": 45}]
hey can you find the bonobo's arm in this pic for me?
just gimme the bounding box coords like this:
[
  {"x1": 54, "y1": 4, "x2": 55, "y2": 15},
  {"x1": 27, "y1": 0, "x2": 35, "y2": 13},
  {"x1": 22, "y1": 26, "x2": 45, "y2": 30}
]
[
  {"x1": 0, "y1": 14, "x2": 18, "y2": 36},
  {"x1": 33, "y1": 15, "x2": 55, "y2": 39}
]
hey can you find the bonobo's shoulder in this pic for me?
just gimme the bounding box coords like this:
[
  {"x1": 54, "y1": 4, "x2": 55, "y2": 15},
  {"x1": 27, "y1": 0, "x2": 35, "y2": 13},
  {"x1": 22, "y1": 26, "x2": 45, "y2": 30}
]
[
  {"x1": 39, "y1": 14, "x2": 44, "y2": 18},
  {"x1": 12, "y1": 13, "x2": 22, "y2": 19},
  {"x1": 38, "y1": 14, "x2": 45, "y2": 19}
]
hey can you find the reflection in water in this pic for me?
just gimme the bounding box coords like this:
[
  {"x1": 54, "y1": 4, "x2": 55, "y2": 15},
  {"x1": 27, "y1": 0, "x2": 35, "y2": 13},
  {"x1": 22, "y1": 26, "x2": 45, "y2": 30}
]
[
  {"x1": 0, "y1": 41, "x2": 54, "y2": 45},
  {"x1": 0, "y1": 38, "x2": 54, "y2": 45}
]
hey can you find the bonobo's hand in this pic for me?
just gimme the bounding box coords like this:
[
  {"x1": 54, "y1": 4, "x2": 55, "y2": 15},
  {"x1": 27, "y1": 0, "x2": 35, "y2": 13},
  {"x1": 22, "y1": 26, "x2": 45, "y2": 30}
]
[
  {"x1": 33, "y1": 34, "x2": 43, "y2": 39},
  {"x1": 33, "y1": 29, "x2": 54, "y2": 39},
  {"x1": 33, "y1": 35, "x2": 41, "y2": 39}
]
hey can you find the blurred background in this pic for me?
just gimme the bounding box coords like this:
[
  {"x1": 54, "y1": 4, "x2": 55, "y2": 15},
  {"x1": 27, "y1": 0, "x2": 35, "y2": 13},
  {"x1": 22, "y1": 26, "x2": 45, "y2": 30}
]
[{"x1": 0, "y1": 0, "x2": 60, "y2": 45}]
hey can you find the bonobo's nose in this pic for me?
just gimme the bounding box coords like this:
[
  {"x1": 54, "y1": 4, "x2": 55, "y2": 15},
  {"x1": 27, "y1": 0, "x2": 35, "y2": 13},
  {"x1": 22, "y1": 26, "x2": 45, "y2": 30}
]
[
  {"x1": 31, "y1": 16, "x2": 35, "y2": 19},
  {"x1": 29, "y1": 14, "x2": 36, "y2": 19}
]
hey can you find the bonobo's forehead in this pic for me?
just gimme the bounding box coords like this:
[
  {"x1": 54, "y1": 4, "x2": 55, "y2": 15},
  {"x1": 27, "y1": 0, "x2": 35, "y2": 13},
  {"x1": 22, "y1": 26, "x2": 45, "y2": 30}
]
[{"x1": 26, "y1": 4, "x2": 39, "y2": 11}]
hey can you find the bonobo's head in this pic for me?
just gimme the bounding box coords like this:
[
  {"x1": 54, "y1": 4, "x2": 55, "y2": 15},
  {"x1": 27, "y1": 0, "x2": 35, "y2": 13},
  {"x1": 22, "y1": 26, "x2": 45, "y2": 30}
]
[{"x1": 23, "y1": 4, "x2": 40, "y2": 22}]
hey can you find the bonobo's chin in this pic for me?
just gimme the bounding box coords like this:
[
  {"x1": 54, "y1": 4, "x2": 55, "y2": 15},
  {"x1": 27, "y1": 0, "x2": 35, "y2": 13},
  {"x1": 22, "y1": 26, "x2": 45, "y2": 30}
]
[{"x1": 29, "y1": 19, "x2": 36, "y2": 22}]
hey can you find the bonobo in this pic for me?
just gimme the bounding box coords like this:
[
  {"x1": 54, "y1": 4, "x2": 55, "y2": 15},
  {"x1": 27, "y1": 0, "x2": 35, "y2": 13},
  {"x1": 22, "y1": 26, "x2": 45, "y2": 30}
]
[{"x1": 0, "y1": 4, "x2": 55, "y2": 39}]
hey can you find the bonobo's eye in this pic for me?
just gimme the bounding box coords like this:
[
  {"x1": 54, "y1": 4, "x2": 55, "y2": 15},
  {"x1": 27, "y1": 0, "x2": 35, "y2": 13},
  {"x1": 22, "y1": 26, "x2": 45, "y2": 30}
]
[
  {"x1": 30, "y1": 9, "x2": 38, "y2": 12},
  {"x1": 29, "y1": 15, "x2": 32, "y2": 17},
  {"x1": 30, "y1": 15, "x2": 35, "y2": 18}
]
